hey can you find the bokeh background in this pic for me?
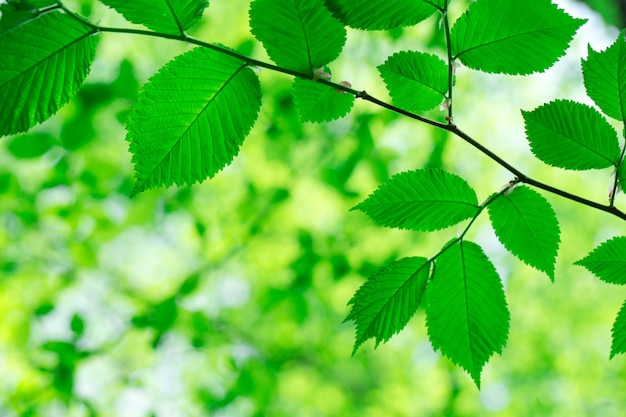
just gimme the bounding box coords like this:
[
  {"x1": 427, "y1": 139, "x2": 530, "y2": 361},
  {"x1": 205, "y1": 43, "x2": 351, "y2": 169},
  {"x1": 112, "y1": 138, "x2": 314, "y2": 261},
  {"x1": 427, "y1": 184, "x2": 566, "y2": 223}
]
[{"x1": 1, "y1": 0, "x2": 626, "y2": 415}]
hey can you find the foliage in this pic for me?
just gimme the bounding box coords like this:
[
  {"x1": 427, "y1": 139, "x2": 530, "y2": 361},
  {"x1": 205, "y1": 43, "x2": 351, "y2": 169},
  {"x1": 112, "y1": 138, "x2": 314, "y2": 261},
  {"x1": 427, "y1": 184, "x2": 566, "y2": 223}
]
[{"x1": 3, "y1": 0, "x2": 626, "y2": 413}]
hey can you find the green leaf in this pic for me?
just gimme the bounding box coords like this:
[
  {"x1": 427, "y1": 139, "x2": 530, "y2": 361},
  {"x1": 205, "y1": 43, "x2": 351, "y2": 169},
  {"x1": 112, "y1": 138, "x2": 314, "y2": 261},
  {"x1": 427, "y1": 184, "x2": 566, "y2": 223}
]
[
  {"x1": 292, "y1": 77, "x2": 354, "y2": 123},
  {"x1": 353, "y1": 168, "x2": 479, "y2": 231},
  {"x1": 346, "y1": 257, "x2": 430, "y2": 355},
  {"x1": 378, "y1": 51, "x2": 448, "y2": 112},
  {"x1": 127, "y1": 47, "x2": 262, "y2": 196},
  {"x1": 324, "y1": 0, "x2": 438, "y2": 30},
  {"x1": 426, "y1": 240, "x2": 509, "y2": 387},
  {"x1": 611, "y1": 300, "x2": 626, "y2": 358},
  {"x1": 99, "y1": 0, "x2": 208, "y2": 35},
  {"x1": 488, "y1": 186, "x2": 560, "y2": 280},
  {"x1": 0, "y1": 0, "x2": 58, "y2": 35},
  {"x1": 7, "y1": 132, "x2": 56, "y2": 158},
  {"x1": 522, "y1": 100, "x2": 620, "y2": 170},
  {"x1": 0, "y1": 12, "x2": 98, "y2": 137},
  {"x1": 249, "y1": 0, "x2": 346, "y2": 75},
  {"x1": 451, "y1": 0, "x2": 586, "y2": 74},
  {"x1": 575, "y1": 236, "x2": 626, "y2": 285},
  {"x1": 582, "y1": 30, "x2": 626, "y2": 121}
]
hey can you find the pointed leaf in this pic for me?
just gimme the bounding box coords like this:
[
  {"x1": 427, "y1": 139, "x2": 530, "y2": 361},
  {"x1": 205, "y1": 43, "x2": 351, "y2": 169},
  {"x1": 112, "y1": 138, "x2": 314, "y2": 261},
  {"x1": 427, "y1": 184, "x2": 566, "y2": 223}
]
[
  {"x1": 575, "y1": 236, "x2": 626, "y2": 285},
  {"x1": 99, "y1": 0, "x2": 208, "y2": 35},
  {"x1": 293, "y1": 77, "x2": 354, "y2": 123},
  {"x1": 353, "y1": 168, "x2": 479, "y2": 231},
  {"x1": 249, "y1": 0, "x2": 346, "y2": 75},
  {"x1": 451, "y1": 0, "x2": 586, "y2": 74},
  {"x1": 378, "y1": 51, "x2": 448, "y2": 113},
  {"x1": 346, "y1": 257, "x2": 430, "y2": 354},
  {"x1": 127, "y1": 47, "x2": 262, "y2": 195},
  {"x1": 611, "y1": 300, "x2": 626, "y2": 358},
  {"x1": 324, "y1": 0, "x2": 438, "y2": 30},
  {"x1": 0, "y1": 12, "x2": 98, "y2": 137},
  {"x1": 426, "y1": 240, "x2": 509, "y2": 387},
  {"x1": 522, "y1": 100, "x2": 620, "y2": 170},
  {"x1": 488, "y1": 186, "x2": 560, "y2": 280},
  {"x1": 582, "y1": 30, "x2": 626, "y2": 121}
]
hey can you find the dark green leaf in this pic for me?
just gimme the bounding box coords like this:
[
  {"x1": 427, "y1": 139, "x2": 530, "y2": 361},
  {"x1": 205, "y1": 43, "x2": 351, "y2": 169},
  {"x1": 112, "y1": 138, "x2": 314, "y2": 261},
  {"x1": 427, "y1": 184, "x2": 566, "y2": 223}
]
[
  {"x1": 378, "y1": 51, "x2": 448, "y2": 112},
  {"x1": 582, "y1": 30, "x2": 626, "y2": 121},
  {"x1": 7, "y1": 132, "x2": 56, "y2": 158},
  {"x1": 353, "y1": 168, "x2": 479, "y2": 231},
  {"x1": 522, "y1": 100, "x2": 620, "y2": 170},
  {"x1": 488, "y1": 186, "x2": 560, "y2": 280},
  {"x1": 127, "y1": 47, "x2": 262, "y2": 196},
  {"x1": 70, "y1": 313, "x2": 85, "y2": 337},
  {"x1": 451, "y1": 0, "x2": 586, "y2": 74},
  {"x1": 292, "y1": 77, "x2": 354, "y2": 122},
  {"x1": 346, "y1": 257, "x2": 430, "y2": 354},
  {"x1": 575, "y1": 236, "x2": 626, "y2": 284},
  {"x1": 611, "y1": 299, "x2": 626, "y2": 358},
  {"x1": 99, "y1": 0, "x2": 208, "y2": 35},
  {"x1": 426, "y1": 240, "x2": 509, "y2": 387},
  {"x1": 249, "y1": 0, "x2": 346, "y2": 75},
  {"x1": 325, "y1": 0, "x2": 438, "y2": 30},
  {"x1": 0, "y1": 12, "x2": 98, "y2": 137}
]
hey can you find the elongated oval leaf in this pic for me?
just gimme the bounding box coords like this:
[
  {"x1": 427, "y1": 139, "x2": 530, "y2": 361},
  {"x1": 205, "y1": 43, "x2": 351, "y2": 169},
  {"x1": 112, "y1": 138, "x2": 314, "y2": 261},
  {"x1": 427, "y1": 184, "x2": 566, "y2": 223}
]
[
  {"x1": 488, "y1": 186, "x2": 560, "y2": 280},
  {"x1": 99, "y1": 0, "x2": 208, "y2": 35},
  {"x1": 426, "y1": 240, "x2": 509, "y2": 387},
  {"x1": 127, "y1": 47, "x2": 262, "y2": 196},
  {"x1": 249, "y1": 0, "x2": 345, "y2": 75},
  {"x1": 451, "y1": 0, "x2": 586, "y2": 74},
  {"x1": 292, "y1": 77, "x2": 354, "y2": 123},
  {"x1": 378, "y1": 51, "x2": 448, "y2": 112},
  {"x1": 582, "y1": 30, "x2": 626, "y2": 121},
  {"x1": 353, "y1": 168, "x2": 479, "y2": 231},
  {"x1": 0, "y1": 11, "x2": 98, "y2": 137},
  {"x1": 346, "y1": 257, "x2": 430, "y2": 355},
  {"x1": 611, "y1": 300, "x2": 626, "y2": 358},
  {"x1": 575, "y1": 236, "x2": 626, "y2": 285},
  {"x1": 522, "y1": 100, "x2": 620, "y2": 170},
  {"x1": 324, "y1": 0, "x2": 438, "y2": 30}
]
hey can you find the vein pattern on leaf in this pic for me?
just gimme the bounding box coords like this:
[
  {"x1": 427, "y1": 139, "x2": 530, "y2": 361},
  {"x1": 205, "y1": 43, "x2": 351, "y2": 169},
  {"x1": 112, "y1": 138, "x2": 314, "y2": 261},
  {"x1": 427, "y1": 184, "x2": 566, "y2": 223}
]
[
  {"x1": 346, "y1": 257, "x2": 430, "y2": 354},
  {"x1": 582, "y1": 30, "x2": 626, "y2": 121},
  {"x1": 575, "y1": 236, "x2": 626, "y2": 285},
  {"x1": 488, "y1": 186, "x2": 560, "y2": 280},
  {"x1": 249, "y1": 0, "x2": 345, "y2": 75},
  {"x1": 353, "y1": 169, "x2": 479, "y2": 232},
  {"x1": 378, "y1": 51, "x2": 448, "y2": 113},
  {"x1": 99, "y1": 0, "x2": 208, "y2": 35},
  {"x1": 451, "y1": 0, "x2": 586, "y2": 74},
  {"x1": 292, "y1": 77, "x2": 354, "y2": 122},
  {"x1": 0, "y1": 11, "x2": 98, "y2": 137},
  {"x1": 611, "y1": 299, "x2": 626, "y2": 358},
  {"x1": 426, "y1": 240, "x2": 509, "y2": 387},
  {"x1": 324, "y1": 0, "x2": 438, "y2": 30},
  {"x1": 522, "y1": 100, "x2": 620, "y2": 170},
  {"x1": 127, "y1": 47, "x2": 262, "y2": 195}
]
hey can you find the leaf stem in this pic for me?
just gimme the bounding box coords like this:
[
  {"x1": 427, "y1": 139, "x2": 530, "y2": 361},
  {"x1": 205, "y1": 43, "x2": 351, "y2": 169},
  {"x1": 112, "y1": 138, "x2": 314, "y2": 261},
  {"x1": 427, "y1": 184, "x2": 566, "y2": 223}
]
[{"x1": 442, "y1": 0, "x2": 454, "y2": 123}]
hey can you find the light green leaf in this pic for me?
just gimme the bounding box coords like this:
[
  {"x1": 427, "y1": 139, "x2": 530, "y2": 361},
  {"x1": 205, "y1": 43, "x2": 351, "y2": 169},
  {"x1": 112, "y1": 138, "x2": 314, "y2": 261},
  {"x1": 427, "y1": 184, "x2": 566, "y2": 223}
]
[
  {"x1": 451, "y1": 0, "x2": 586, "y2": 74},
  {"x1": 426, "y1": 240, "x2": 509, "y2": 387},
  {"x1": 0, "y1": 12, "x2": 98, "y2": 137},
  {"x1": 488, "y1": 186, "x2": 560, "y2": 280},
  {"x1": 249, "y1": 0, "x2": 346, "y2": 75},
  {"x1": 582, "y1": 30, "x2": 626, "y2": 121},
  {"x1": 324, "y1": 0, "x2": 438, "y2": 30},
  {"x1": 127, "y1": 47, "x2": 262, "y2": 196},
  {"x1": 346, "y1": 257, "x2": 430, "y2": 355},
  {"x1": 522, "y1": 100, "x2": 620, "y2": 170},
  {"x1": 99, "y1": 0, "x2": 208, "y2": 35},
  {"x1": 353, "y1": 168, "x2": 479, "y2": 231},
  {"x1": 611, "y1": 300, "x2": 626, "y2": 358},
  {"x1": 292, "y1": 77, "x2": 354, "y2": 123},
  {"x1": 575, "y1": 236, "x2": 626, "y2": 285},
  {"x1": 378, "y1": 51, "x2": 448, "y2": 112}
]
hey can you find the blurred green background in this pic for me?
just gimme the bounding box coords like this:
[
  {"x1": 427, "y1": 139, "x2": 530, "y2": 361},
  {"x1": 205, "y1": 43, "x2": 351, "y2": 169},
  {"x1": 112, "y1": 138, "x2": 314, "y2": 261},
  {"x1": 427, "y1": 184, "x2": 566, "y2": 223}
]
[{"x1": 1, "y1": 0, "x2": 626, "y2": 415}]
